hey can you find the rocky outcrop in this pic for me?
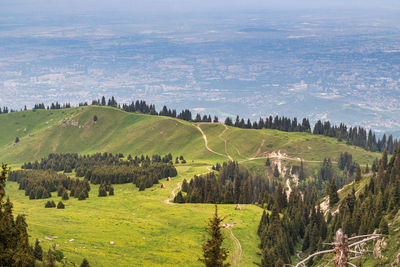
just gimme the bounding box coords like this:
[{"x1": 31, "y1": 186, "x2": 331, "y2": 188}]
[
  {"x1": 373, "y1": 237, "x2": 388, "y2": 259},
  {"x1": 392, "y1": 253, "x2": 400, "y2": 267}
]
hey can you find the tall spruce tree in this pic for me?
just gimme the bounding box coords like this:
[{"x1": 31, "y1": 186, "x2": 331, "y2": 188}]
[
  {"x1": 80, "y1": 258, "x2": 90, "y2": 267},
  {"x1": 328, "y1": 178, "x2": 339, "y2": 207},
  {"x1": 355, "y1": 164, "x2": 362, "y2": 182},
  {"x1": 33, "y1": 238, "x2": 43, "y2": 261},
  {"x1": 0, "y1": 164, "x2": 34, "y2": 266},
  {"x1": 199, "y1": 205, "x2": 230, "y2": 267}
]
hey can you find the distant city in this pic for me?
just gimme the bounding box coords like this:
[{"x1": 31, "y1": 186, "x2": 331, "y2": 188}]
[{"x1": 0, "y1": 9, "x2": 399, "y2": 136}]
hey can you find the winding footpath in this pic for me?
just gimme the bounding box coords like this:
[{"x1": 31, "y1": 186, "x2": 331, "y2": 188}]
[
  {"x1": 193, "y1": 123, "x2": 233, "y2": 160},
  {"x1": 218, "y1": 124, "x2": 233, "y2": 161},
  {"x1": 224, "y1": 225, "x2": 243, "y2": 266},
  {"x1": 163, "y1": 182, "x2": 182, "y2": 205},
  {"x1": 163, "y1": 163, "x2": 243, "y2": 266}
]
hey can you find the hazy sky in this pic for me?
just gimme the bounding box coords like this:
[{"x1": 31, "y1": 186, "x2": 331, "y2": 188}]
[{"x1": 2, "y1": 0, "x2": 400, "y2": 16}]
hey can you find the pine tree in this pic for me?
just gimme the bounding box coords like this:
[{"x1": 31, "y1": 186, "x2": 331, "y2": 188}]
[
  {"x1": 62, "y1": 191, "x2": 69, "y2": 200},
  {"x1": 355, "y1": 164, "x2": 362, "y2": 182},
  {"x1": 98, "y1": 183, "x2": 107, "y2": 197},
  {"x1": 329, "y1": 178, "x2": 339, "y2": 207},
  {"x1": 80, "y1": 258, "x2": 90, "y2": 267},
  {"x1": 57, "y1": 201, "x2": 65, "y2": 209},
  {"x1": 379, "y1": 217, "x2": 389, "y2": 235},
  {"x1": 199, "y1": 205, "x2": 230, "y2": 267},
  {"x1": 33, "y1": 239, "x2": 43, "y2": 260},
  {"x1": 78, "y1": 191, "x2": 86, "y2": 200},
  {"x1": 174, "y1": 191, "x2": 184, "y2": 203},
  {"x1": 0, "y1": 164, "x2": 34, "y2": 265},
  {"x1": 45, "y1": 201, "x2": 56, "y2": 208},
  {"x1": 299, "y1": 160, "x2": 305, "y2": 181},
  {"x1": 45, "y1": 249, "x2": 56, "y2": 267},
  {"x1": 109, "y1": 186, "x2": 114, "y2": 196},
  {"x1": 273, "y1": 164, "x2": 280, "y2": 178},
  {"x1": 182, "y1": 179, "x2": 189, "y2": 193}
]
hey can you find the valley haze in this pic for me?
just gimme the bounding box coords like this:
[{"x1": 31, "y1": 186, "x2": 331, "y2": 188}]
[{"x1": 0, "y1": 0, "x2": 400, "y2": 137}]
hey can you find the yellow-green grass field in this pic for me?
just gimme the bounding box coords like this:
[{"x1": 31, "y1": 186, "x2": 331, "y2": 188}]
[
  {"x1": 6, "y1": 163, "x2": 263, "y2": 266},
  {"x1": 0, "y1": 105, "x2": 386, "y2": 266},
  {"x1": 0, "y1": 106, "x2": 380, "y2": 166}
]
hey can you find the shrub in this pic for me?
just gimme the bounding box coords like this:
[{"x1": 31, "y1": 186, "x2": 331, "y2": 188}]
[{"x1": 57, "y1": 201, "x2": 65, "y2": 209}]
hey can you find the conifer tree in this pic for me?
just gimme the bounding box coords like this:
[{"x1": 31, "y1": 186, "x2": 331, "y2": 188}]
[
  {"x1": 78, "y1": 191, "x2": 86, "y2": 200},
  {"x1": 379, "y1": 217, "x2": 389, "y2": 235},
  {"x1": 273, "y1": 164, "x2": 280, "y2": 178},
  {"x1": 34, "y1": 239, "x2": 43, "y2": 261},
  {"x1": 46, "y1": 249, "x2": 56, "y2": 267},
  {"x1": 328, "y1": 178, "x2": 339, "y2": 207},
  {"x1": 299, "y1": 160, "x2": 305, "y2": 181},
  {"x1": 80, "y1": 258, "x2": 90, "y2": 267},
  {"x1": 57, "y1": 201, "x2": 65, "y2": 209},
  {"x1": 62, "y1": 191, "x2": 69, "y2": 200},
  {"x1": 98, "y1": 183, "x2": 107, "y2": 197},
  {"x1": 0, "y1": 164, "x2": 34, "y2": 265},
  {"x1": 182, "y1": 179, "x2": 189, "y2": 193},
  {"x1": 199, "y1": 205, "x2": 230, "y2": 267},
  {"x1": 355, "y1": 164, "x2": 362, "y2": 182},
  {"x1": 109, "y1": 186, "x2": 114, "y2": 196},
  {"x1": 174, "y1": 191, "x2": 184, "y2": 203}
]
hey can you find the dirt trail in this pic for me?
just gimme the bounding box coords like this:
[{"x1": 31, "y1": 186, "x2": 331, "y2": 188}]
[
  {"x1": 163, "y1": 160, "x2": 243, "y2": 265},
  {"x1": 254, "y1": 139, "x2": 265, "y2": 158},
  {"x1": 164, "y1": 167, "x2": 214, "y2": 205},
  {"x1": 164, "y1": 182, "x2": 182, "y2": 205},
  {"x1": 241, "y1": 150, "x2": 325, "y2": 164},
  {"x1": 193, "y1": 123, "x2": 226, "y2": 158},
  {"x1": 193, "y1": 123, "x2": 232, "y2": 160},
  {"x1": 218, "y1": 124, "x2": 233, "y2": 161},
  {"x1": 223, "y1": 224, "x2": 242, "y2": 266}
]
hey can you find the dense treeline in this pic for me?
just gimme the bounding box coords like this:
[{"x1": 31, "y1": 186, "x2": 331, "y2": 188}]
[
  {"x1": 0, "y1": 106, "x2": 10, "y2": 113},
  {"x1": 9, "y1": 95, "x2": 400, "y2": 154},
  {"x1": 258, "y1": 187, "x2": 315, "y2": 266},
  {"x1": 259, "y1": 145, "x2": 400, "y2": 266},
  {"x1": 22, "y1": 152, "x2": 177, "y2": 191},
  {"x1": 299, "y1": 157, "x2": 354, "y2": 198},
  {"x1": 174, "y1": 161, "x2": 275, "y2": 204},
  {"x1": 1, "y1": 165, "x2": 89, "y2": 266},
  {"x1": 84, "y1": 163, "x2": 177, "y2": 190},
  {"x1": 8, "y1": 169, "x2": 91, "y2": 200},
  {"x1": 328, "y1": 147, "x2": 400, "y2": 237},
  {"x1": 313, "y1": 120, "x2": 398, "y2": 153},
  {"x1": 225, "y1": 115, "x2": 311, "y2": 133},
  {"x1": 33, "y1": 102, "x2": 71, "y2": 110},
  {"x1": 0, "y1": 164, "x2": 36, "y2": 266}
]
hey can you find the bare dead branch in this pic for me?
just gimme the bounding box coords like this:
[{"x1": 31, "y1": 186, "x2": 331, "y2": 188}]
[
  {"x1": 348, "y1": 236, "x2": 380, "y2": 248},
  {"x1": 295, "y1": 249, "x2": 335, "y2": 267},
  {"x1": 323, "y1": 258, "x2": 334, "y2": 267},
  {"x1": 349, "y1": 255, "x2": 363, "y2": 261},
  {"x1": 348, "y1": 234, "x2": 380, "y2": 241},
  {"x1": 348, "y1": 262, "x2": 357, "y2": 267}
]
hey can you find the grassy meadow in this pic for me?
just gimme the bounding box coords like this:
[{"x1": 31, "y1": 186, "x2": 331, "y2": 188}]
[
  {"x1": 7, "y1": 163, "x2": 263, "y2": 266},
  {"x1": 0, "y1": 106, "x2": 386, "y2": 266}
]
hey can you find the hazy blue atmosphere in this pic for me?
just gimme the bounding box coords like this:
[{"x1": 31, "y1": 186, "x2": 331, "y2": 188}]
[{"x1": 1, "y1": 0, "x2": 400, "y2": 136}]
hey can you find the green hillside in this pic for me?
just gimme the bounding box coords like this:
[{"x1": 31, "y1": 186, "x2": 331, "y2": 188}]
[
  {"x1": 0, "y1": 106, "x2": 386, "y2": 266},
  {"x1": 0, "y1": 106, "x2": 380, "y2": 167}
]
